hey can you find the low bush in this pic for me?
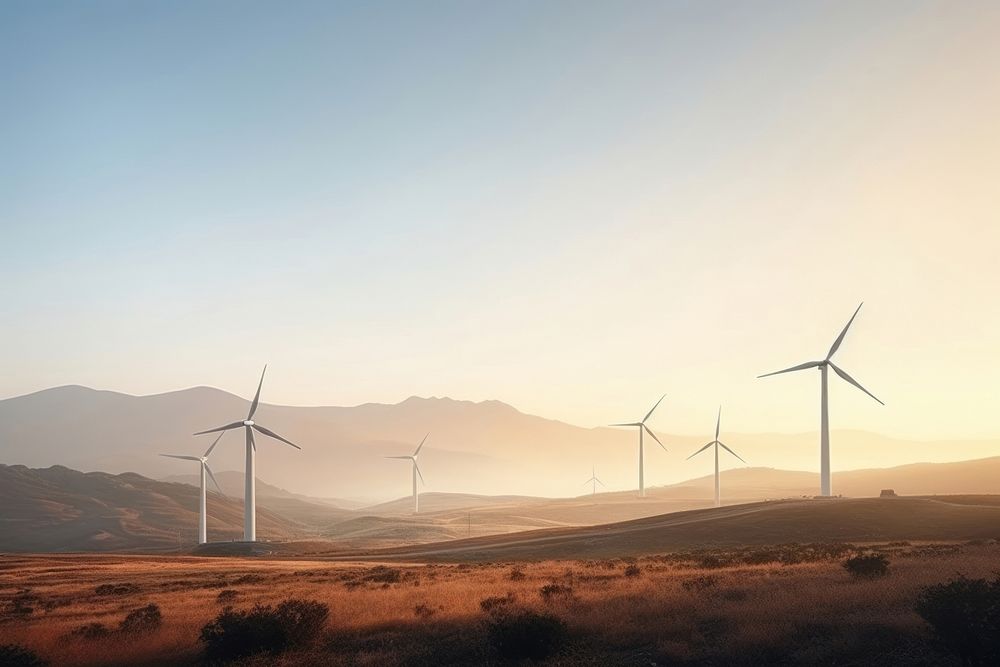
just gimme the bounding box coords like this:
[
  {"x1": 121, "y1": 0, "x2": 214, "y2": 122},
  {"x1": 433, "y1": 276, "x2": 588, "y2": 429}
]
[
  {"x1": 0, "y1": 644, "x2": 46, "y2": 667},
  {"x1": 480, "y1": 592, "x2": 517, "y2": 614},
  {"x1": 681, "y1": 575, "x2": 718, "y2": 592},
  {"x1": 915, "y1": 575, "x2": 1000, "y2": 666},
  {"x1": 71, "y1": 623, "x2": 112, "y2": 639},
  {"x1": 843, "y1": 553, "x2": 890, "y2": 579},
  {"x1": 538, "y1": 583, "x2": 573, "y2": 602},
  {"x1": 94, "y1": 583, "x2": 139, "y2": 597},
  {"x1": 119, "y1": 604, "x2": 162, "y2": 634},
  {"x1": 199, "y1": 599, "x2": 329, "y2": 662},
  {"x1": 508, "y1": 567, "x2": 526, "y2": 581},
  {"x1": 486, "y1": 609, "x2": 567, "y2": 661},
  {"x1": 413, "y1": 604, "x2": 435, "y2": 619},
  {"x1": 216, "y1": 589, "x2": 239, "y2": 605},
  {"x1": 623, "y1": 564, "x2": 642, "y2": 578}
]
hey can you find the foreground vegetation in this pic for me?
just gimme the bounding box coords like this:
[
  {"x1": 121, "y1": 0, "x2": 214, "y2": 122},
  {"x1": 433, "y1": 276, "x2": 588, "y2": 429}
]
[{"x1": 2, "y1": 542, "x2": 999, "y2": 665}]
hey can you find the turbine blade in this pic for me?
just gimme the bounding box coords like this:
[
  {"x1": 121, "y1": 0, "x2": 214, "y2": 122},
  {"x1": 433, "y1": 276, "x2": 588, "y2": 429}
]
[
  {"x1": 193, "y1": 421, "x2": 244, "y2": 436},
  {"x1": 610, "y1": 422, "x2": 641, "y2": 427},
  {"x1": 247, "y1": 365, "x2": 267, "y2": 419},
  {"x1": 204, "y1": 431, "x2": 225, "y2": 458},
  {"x1": 414, "y1": 461, "x2": 425, "y2": 485},
  {"x1": 596, "y1": 478, "x2": 605, "y2": 487},
  {"x1": 686, "y1": 441, "x2": 714, "y2": 460},
  {"x1": 827, "y1": 303, "x2": 863, "y2": 360},
  {"x1": 757, "y1": 361, "x2": 821, "y2": 378},
  {"x1": 413, "y1": 433, "x2": 429, "y2": 457},
  {"x1": 252, "y1": 424, "x2": 301, "y2": 449},
  {"x1": 385, "y1": 456, "x2": 412, "y2": 459},
  {"x1": 643, "y1": 424, "x2": 667, "y2": 451},
  {"x1": 828, "y1": 362, "x2": 884, "y2": 405},
  {"x1": 249, "y1": 427, "x2": 255, "y2": 452},
  {"x1": 160, "y1": 454, "x2": 201, "y2": 461},
  {"x1": 715, "y1": 406, "x2": 722, "y2": 441},
  {"x1": 718, "y1": 441, "x2": 747, "y2": 464},
  {"x1": 642, "y1": 394, "x2": 666, "y2": 423},
  {"x1": 204, "y1": 463, "x2": 225, "y2": 496}
]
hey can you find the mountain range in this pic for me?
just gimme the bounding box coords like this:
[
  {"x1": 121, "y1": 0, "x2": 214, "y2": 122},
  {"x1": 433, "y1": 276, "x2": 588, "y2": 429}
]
[
  {"x1": 4, "y1": 455, "x2": 1000, "y2": 552},
  {"x1": 0, "y1": 384, "x2": 997, "y2": 500}
]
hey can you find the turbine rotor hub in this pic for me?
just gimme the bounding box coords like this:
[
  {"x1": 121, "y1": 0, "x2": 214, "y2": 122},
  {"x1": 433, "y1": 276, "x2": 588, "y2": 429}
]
[{"x1": 243, "y1": 420, "x2": 255, "y2": 426}]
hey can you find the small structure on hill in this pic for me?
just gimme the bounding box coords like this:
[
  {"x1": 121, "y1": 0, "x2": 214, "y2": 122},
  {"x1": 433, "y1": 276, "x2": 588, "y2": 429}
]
[{"x1": 879, "y1": 489, "x2": 898, "y2": 498}]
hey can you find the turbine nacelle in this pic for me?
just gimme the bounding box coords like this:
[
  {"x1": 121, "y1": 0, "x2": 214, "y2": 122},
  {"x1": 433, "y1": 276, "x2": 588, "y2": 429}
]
[{"x1": 243, "y1": 420, "x2": 255, "y2": 427}]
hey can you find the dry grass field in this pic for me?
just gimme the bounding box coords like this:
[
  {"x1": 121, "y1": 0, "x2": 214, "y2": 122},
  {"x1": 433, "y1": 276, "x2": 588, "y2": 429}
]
[{"x1": 2, "y1": 541, "x2": 997, "y2": 665}]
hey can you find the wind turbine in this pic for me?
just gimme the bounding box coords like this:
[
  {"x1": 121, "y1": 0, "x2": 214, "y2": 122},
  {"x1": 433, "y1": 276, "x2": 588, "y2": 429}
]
[
  {"x1": 193, "y1": 366, "x2": 301, "y2": 541},
  {"x1": 611, "y1": 394, "x2": 667, "y2": 497},
  {"x1": 686, "y1": 407, "x2": 746, "y2": 507},
  {"x1": 160, "y1": 432, "x2": 226, "y2": 545},
  {"x1": 584, "y1": 466, "x2": 605, "y2": 497},
  {"x1": 386, "y1": 434, "x2": 427, "y2": 513},
  {"x1": 758, "y1": 302, "x2": 883, "y2": 497}
]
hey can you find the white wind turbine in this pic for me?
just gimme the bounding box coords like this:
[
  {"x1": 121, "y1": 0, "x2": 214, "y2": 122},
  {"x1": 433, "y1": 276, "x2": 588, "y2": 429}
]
[
  {"x1": 193, "y1": 366, "x2": 301, "y2": 541},
  {"x1": 758, "y1": 302, "x2": 883, "y2": 497},
  {"x1": 611, "y1": 394, "x2": 668, "y2": 497},
  {"x1": 686, "y1": 407, "x2": 746, "y2": 507},
  {"x1": 160, "y1": 432, "x2": 226, "y2": 544},
  {"x1": 386, "y1": 434, "x2": 428, "y2": 513},
  {"x1": 584, "y1": 466, "x2": 605, "y2": 497}
]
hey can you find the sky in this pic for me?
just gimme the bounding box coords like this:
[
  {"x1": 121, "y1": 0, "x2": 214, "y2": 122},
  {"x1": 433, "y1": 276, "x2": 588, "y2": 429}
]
[{"x1": 1, "y1": 1, "x2": 998, "y2": 446}]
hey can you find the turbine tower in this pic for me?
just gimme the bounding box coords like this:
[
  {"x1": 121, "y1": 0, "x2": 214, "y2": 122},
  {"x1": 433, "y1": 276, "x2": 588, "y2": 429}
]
[
  {"x1": 193, "y1": 366, "x2": 301, "y2": 541},
  {"x1": 386, "y1": 434, "x2": 427, "y2": 513},
  {"x1": 611, "y1": 394, "x2": 667, "y2": 497},
  {"x1": 686, "y1": 407, "x2": 746, "y2": 507},
  {"x1": 584, "y1": 466, "x2": 605, "y2": 496},
  {"x1": 160, "y1": 432, "x2": 226, "y2": 544},
  {"x1": 758, "y1": 303, "x2": 883, "y2": 497}
]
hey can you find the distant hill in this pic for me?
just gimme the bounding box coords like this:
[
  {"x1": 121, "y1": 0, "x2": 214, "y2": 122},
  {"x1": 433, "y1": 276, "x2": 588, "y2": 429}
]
[
  {"x1": 345, "y1": 496, "x2": 1000, "y2": 562},
  {"x1": 1, "y1": 384, "x2": 998, "y2": 499},
  {"x1": 0, "y1": 464, "x2": 328, "y2": 551},
  {"x1": 4, "y1": 456, "x2": 1000, "y2": 553},
  {"x1": 161, "y1": 470, "x2": 361, "y2": 509}
]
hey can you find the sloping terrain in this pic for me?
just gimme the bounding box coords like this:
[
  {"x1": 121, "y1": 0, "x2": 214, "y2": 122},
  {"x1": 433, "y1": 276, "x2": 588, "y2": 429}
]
[
  {"x1": 0, "y1": 464, "x2": 314, "y2": 551},
  {"x1": 337, "y1": 496, "x2": 1000, "y2": 562},
  {"x1": 2, "y1": 384, "x2": 998, "y2": 499}
]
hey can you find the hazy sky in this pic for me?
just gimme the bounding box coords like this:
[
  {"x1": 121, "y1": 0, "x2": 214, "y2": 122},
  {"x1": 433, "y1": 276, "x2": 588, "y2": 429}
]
[{"x1": 2, "y1": 1, "x2": 998, "y2": 442}]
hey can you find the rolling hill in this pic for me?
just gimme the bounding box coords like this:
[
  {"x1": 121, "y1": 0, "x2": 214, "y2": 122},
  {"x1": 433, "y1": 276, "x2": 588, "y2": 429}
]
[
  {"x1": 337, "y1": 496, "x2": 1000, "y2": 562},
  {"x1": 1, "y1": 384, "x2": 998, "y2": 500}
]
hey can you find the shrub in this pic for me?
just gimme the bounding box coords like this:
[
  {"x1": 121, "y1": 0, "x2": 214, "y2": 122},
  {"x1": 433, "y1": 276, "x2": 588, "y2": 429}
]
[
  {"x1": 95, "y1": 583, "x2": 139, "y2": 597},
  {"x1": 681, "y1": 575, "x2": 718, "y2": 592},
  {"x1": 216, "y1": 589, "x2": 239, "y2": 605},
  {"x1": 486, "y1": 609, "x2": 567, "y2": 661},
  {"x1": 538, "y1": 583, "x2": 573, "y2": 602},
  {"x1": 623, "y1": 564, "x2": 642, "y2": 578},
  {"x1": 915, "y1": 576, "x2": 1000, "y2": 666},
  {"x1": 413, "y1": 603, "x2": 435, "y2": 619},
  {"x1": 0, "y1": 644, "x2": 46, "y2": 667},
  {"x1": 843, "y1": 553, "x2": 890, "y2": 579},
  {"x1": 71, "y1": 623, "x2": 112, "y2": 639},
  {"x1": 199, "y1": 599, "x2": 329, "y2": 662},
  {"x1": 508, "y1": 567, "x2": 526, "y2": 582},
  {"x1": 119, "y1": 604, "x2": 162, "y2": 634},
  {"x1": 480, "y1": 592, "x2": 517, "y2": 614}
]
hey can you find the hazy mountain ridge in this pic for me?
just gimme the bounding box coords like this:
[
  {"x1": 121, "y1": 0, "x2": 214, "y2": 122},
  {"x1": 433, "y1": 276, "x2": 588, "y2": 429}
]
[{"x1": 1, "y1": 384, "x2": 998, "y2": 499}]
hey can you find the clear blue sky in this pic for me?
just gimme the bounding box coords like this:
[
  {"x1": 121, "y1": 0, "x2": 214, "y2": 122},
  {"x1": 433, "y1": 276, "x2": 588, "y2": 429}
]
[{"x1": 2, "y1": 1, "x2": 999, "y2": 443}]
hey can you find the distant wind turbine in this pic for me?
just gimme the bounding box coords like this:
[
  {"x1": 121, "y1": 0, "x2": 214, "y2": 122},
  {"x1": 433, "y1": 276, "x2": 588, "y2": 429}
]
[
  {"x1": 160, "y1": 432, "x2": 226, "y2": 545},
  {"x1": 686, "y1": 406, "x2": 745, "y2": 507},
  {"x1": 584, "y1": 466, "x2": 605, "y2": 496},
  {"x1": 386, "y1": 434, "x2": 428, "y2": 513},
  {"x1": 193, "y1": 366, "x2": 301, "y2": 541},
  {"x1": 611, "y1": 395, "x2": 668, "y2": 497},
  {"x1": 758, "y1": 302, "x2": 883, "y2": 497}
]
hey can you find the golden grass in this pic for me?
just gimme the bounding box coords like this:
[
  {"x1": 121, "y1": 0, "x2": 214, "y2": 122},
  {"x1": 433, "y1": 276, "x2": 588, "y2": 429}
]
[{"x1": 1, "y1": 543, "x2": 994, "y2": 665}]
